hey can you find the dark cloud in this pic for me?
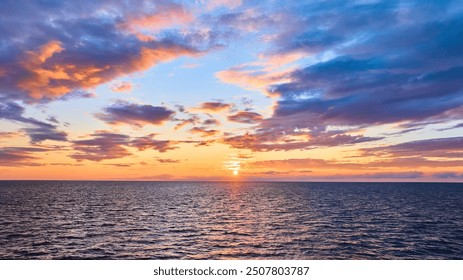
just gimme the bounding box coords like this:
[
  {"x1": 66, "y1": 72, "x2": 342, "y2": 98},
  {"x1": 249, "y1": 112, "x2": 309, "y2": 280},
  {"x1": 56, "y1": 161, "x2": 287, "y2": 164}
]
[
  {"x1": 227, "y1": 111, "x2": 263, "y2": 124},
  {"x1": 22, "y1": 127, "x2": 68, "y2": 144},
  {"x1": 432, "y1": 172, "x2": 463, "y2": 179},
  {"x1": 222, "y1": 130, "x2": 381, "y2": 152},
  {"x1": 437, "y1": 122, "x2": 463, "y2": 131},
  {"x1": 361, "y1": 172, "x2": 424, "y2": 179},
  {"x1": 0, "y1": 147, "x2": 48, "y2": 166},
  {"x1": 71, "y1": 131, "x2": 131, "y2": 161},
  {"x1": 0, "y1": 102, "x2": 51, "y2": 127},
  {"x1": 383, "y1": 128, "x2": 422, "y2": 136},
  {"x1": 95, "y1": 101, "x2": 175, "y2": 127},
  {"x1": 202, "y1": 118, "x2": 220, "y2": 126},
  {"x1": 157, "y1": 158, "x2": 180, "y2": 164},
  {"x1": 254, "y1": 0, "x2": 463, "y2": 140},
  {"x1": 175, "y1": 105, "x2": 188, "y2": 113},
  {"x1": 130, "y1": 134, "x2": 178, "y2": 153},
  {"x1": 362, "y1": 137, "x2": 463, "y2": 158},
  {"x1": 251, "y1": 156, "x2": 463, "y2": 170},
  {"x1": 174, "y1": 116, "x2": 200, "y2": 130},
  {"x1": 189, "y1": 127, "x2": 220, "y2": 137},
  {"x1": 0, "y1": 102, "x2": 68, "y2": 143},
  {"x1": 103, "y1": 163, "x2": 132, "y2": 167},
  {"x1": 70, "y1": 131, "x2": 180, "y2": 161},
  {"x1": 46, "y1": 116, "x2": 59, "y2": 124}
]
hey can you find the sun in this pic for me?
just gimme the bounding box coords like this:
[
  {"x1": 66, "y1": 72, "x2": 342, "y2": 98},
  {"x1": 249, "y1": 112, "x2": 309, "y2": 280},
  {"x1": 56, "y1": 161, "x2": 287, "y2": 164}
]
[{"x1": 233, "y1": 170, "x2": 239, "y2": 176}]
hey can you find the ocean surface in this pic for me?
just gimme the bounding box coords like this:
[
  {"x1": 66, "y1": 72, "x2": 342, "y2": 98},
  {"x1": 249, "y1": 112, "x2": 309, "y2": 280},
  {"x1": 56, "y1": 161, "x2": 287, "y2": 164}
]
[{"x1": 0, "y1": 181, "x2": 462, "y2": 259}]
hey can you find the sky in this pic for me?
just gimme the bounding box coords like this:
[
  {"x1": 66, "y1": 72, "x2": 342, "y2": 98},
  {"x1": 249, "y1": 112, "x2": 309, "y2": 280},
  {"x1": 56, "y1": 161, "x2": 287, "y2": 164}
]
[{"x1": 0, "y1": 0, "x2": 462, "y2": 181}]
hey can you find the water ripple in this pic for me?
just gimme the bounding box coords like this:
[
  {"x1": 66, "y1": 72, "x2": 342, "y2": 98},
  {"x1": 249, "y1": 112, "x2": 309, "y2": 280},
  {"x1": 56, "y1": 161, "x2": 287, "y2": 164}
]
[{"x1": 0, "y1": 181, "x2": 462, "y2": 259}]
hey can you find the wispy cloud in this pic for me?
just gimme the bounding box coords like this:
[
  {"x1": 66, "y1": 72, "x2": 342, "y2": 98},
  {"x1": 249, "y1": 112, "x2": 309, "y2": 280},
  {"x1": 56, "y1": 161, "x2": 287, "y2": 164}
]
[{"x1": 110, "y1": 82, "x2": 133, "y2": 93}]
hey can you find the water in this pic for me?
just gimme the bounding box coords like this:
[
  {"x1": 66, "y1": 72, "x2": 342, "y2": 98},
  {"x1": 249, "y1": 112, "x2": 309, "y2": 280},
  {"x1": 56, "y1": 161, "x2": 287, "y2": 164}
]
[{"x1": 0, "y1": 181, "x2": 462, "y2": 259}]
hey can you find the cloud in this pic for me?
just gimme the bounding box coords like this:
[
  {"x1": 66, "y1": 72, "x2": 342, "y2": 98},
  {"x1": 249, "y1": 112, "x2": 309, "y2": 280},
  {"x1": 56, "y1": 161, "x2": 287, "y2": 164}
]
[
  {"x1": 222, "y1": 130, "x2": 381, "y2": 152},
  {"x1": 22, "y1": 127, "x2": 68, "y2": 144},
  {"x1": 210, "y1": 0, "x2": 463, "y2": 152},
  {"x1": 202, "y1": 118, "x2": 221, "y2": 126},
  {"x1": 189, "y1": 127, "x2": 220, "y2": 137},
  {"x1": 206, "y1": 0, "x2": 242, "y2": 10},
  {"x1": 71, "y1": 131, "x2": 131, "y2": 162},
  {"x1": 0, "y1": 147, "x2": 48, "y2": 166},
  {"x1": 0, "y1": 132, "x2": 20, "y2": 140},
  {"x1": 437, "y1": 122, "x2": 463, "y2": 131},
  {"x1": 95, "y1": 100, "x2": 175, "y2": 127},
  {"x1": 174, "y1": 116, "x2": 200, "y2": 130},
  {"x1": 70, "y1": 131, "x2": 180, "y2": 161},
  {"x1": 130, "y1": 134, "x2": 178, "y2": 153},
  {"x1": 0, "y1": 102, "x2": 68, "y2": 143},
  {"x1": 46, "y1": 116, "x2": 59, "y2": 124},
  {"x1": 157, "y1": 158, "x2": 180, "y2": 164},
  {"x1": 432, "y1": 172, "x2": 463, "y2": 179},
  {"x1": 260, "y1": 0, "x2": 463, "y2": 133},
  {"x1": 120, "y1": 1, "x2": 193, "y2": 32},
  {"x1": 0, "y1": 0, "x2": 216, "y2": 102},
  {"x1": 251, "y1": 156, "x2": 463, "y2": 171},
  {"x1": 57, "y1": 91, "x2": 96, "y2": 101},
  {"x1": 227, "y1": 111, "x2": 263, "y2": 124},
  {"x1": 196, "y1": 102, "x2": 232, "y2": 112},
  {"x1": 206, "y1": 6, "x2": 276, "y2": 33},
  {"x1": 216, "y1": 63, "x2": 292, "y2": 93},
  {"x1": 361, "y1": 172, "x2": 425, "y2": 179},
  {"x1": 362, "y1": 137, "x2": 463, "y2": 158},
  {"x1": 110, "y1": 82, "x2": 133, "y2": 93},
  {"x1": 103, "y1": 163, "x2": 132, "y2": 167}
]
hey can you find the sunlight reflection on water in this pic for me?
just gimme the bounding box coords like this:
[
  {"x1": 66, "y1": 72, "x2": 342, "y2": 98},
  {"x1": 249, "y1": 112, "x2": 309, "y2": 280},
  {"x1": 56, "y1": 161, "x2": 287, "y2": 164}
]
[{"x1": 0, "y1": 181, "x2": 462, "y2": 259}]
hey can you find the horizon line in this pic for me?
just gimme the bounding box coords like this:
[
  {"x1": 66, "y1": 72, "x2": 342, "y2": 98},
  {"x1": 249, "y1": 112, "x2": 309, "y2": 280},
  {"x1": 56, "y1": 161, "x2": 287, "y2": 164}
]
[{"x1": 0, "y1": 179, "x2": 462, "y2": 184}]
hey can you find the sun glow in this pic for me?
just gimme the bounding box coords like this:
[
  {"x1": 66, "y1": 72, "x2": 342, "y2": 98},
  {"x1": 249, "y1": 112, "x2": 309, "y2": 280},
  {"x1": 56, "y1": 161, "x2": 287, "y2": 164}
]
[{"x1": 233, "y1": 170, "x2": 239, "y2": 176}]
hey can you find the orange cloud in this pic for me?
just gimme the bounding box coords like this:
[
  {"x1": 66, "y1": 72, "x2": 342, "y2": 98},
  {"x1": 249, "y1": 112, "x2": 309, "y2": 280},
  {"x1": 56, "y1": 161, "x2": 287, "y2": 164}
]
[
  {"x1": 18, "y1": 41, "x2": 70, "y2": 99},
  {"x1": 194, "y1": 101, "x2": 232, "y2": 112},
  {"x1": 121, "y1": 2, "x2": 193, "y2": 32},
  {"x1": 15, "y1": 41, "x2": 198, "y2": 100},
  {"x1": 216, "y1": 52, "x2": 303, "y2": 95},
  {"x1": 216, "y1": 66, "x2": 292, "y2": 95},
  {"x1": 110, "y1": 82, "x2": 133, "y2": 93}
]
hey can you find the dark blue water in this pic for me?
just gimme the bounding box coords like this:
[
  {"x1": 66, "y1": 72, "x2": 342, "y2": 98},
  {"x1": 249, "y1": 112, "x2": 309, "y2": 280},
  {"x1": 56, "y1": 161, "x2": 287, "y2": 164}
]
[{"x1": 0, "y1": 181, "x2": 462, "y2": 259}]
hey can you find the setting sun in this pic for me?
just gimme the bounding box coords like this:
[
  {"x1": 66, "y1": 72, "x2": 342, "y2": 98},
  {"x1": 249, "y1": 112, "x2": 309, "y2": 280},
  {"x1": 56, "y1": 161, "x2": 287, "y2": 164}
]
[{"x1": 233, "y1": 170, "x2": 239, "y2": 176}]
